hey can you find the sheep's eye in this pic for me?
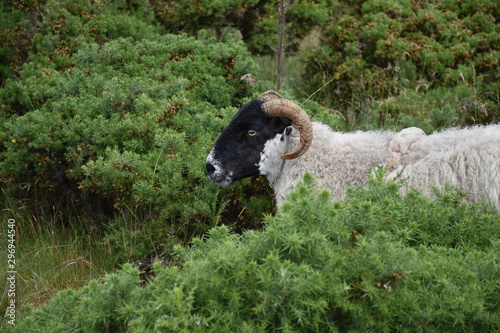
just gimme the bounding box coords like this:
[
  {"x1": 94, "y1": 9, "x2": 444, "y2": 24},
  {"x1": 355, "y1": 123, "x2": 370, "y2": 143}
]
[{"x1": 248, "y1": 130, "x2": 258, "y2": 136}]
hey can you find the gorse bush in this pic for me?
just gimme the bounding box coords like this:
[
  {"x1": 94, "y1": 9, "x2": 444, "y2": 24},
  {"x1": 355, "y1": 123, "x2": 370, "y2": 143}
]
[
  {"x1": 0, "y1": 0, "x2": 161, "y2": 82},
  {"x1": 0, "y1": 0, "x2": 339, "y2": 263},
  {"x1": 0, "y1": 0, "x2": 286, "y2": 263},
  {"x1": 0, "y1": 31, "x2": 270, "y2": 242},
  {"x1": 9, "y1": 174, "x2": 499, "y2": 332},
  {"x1": 1, "y1": 0, "x2": 499, "y2": 329},
  {"x1": 301, "y1": 0, "x2": 499, "y2": 130},
  {"x1": 151, "y1": 0, "x2": 330, "y2": 55}
]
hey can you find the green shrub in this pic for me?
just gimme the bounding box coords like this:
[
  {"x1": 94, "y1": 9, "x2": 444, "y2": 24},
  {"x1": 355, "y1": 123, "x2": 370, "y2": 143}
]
[
  {"x1": 0, "y1": 24, "x2": 273, "y2": 254},
  {"x1": 151, "y1": 0, "x2": 331, "y2": 55},
  {"x1": 9, "y1": 174, "x2": 499, "y2": 332},
  {"x1": 0, "y1": 3, "x2": 29, "y2": 81},
  {"x1": 301, "y1": 0, "x2": 499, "y2": 130},
  {"x1": 0, "y1": 0, "x2": 162, "y2": 83},
  {"x1": 0, "y1": 0, "x2": 340, "y2": 262}
]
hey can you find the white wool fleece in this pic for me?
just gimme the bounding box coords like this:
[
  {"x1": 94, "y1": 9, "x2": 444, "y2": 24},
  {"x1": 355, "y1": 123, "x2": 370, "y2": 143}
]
[
  {"x1": 386, "y1": 125, "x2": 500, "y2": 210},
  {"x1": 265, "y1": 123, "x2": 500, "y2": 210}
]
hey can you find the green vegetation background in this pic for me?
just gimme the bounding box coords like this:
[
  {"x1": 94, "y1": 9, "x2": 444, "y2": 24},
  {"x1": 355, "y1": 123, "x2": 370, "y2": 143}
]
[{"x1": 0, "y1": 0, "x2": 498, "y2": 331}]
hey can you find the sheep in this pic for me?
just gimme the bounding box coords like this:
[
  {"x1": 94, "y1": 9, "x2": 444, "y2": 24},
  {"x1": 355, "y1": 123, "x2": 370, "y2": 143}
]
[{"x1": 206, "y1": 90, "x2": 500, "y2": 210}]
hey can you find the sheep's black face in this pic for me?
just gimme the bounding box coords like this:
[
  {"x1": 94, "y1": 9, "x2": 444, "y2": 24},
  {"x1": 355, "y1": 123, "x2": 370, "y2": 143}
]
[{"x1": 206, "y1": 99, "x2": 292, "y2": 187}]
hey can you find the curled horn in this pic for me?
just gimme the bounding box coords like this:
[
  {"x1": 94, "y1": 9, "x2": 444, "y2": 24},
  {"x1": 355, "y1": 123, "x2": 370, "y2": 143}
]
[{"x1": 259, "y1": 91, "x2": 313, "y2": 160}]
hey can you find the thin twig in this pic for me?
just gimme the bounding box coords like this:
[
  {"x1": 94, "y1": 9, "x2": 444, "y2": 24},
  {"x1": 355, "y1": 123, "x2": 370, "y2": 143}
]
[{"x1": 276, "y1": 0, "x2": 287, "y2": 91}]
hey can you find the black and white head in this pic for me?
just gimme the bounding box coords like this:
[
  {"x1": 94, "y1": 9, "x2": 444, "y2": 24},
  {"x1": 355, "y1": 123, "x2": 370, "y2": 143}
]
[{"x1": 206, "y1": 91, "x2": 313, "y2": 187}]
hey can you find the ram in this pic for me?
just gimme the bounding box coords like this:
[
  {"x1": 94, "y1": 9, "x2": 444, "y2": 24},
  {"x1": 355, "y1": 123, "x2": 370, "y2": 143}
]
[{"x1": 206, "y1": 91, "x2": 500, "y2": 210}]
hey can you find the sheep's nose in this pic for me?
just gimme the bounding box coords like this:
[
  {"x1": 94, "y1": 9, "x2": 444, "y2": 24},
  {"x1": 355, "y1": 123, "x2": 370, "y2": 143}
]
[{"x1": 206, "y1": 162, "x2": 216, "y2": 176}]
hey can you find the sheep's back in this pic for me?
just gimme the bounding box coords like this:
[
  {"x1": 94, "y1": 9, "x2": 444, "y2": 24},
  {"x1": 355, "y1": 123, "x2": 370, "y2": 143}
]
[
  {"x1": 273, "y1": 123, "x2": 499, "y2": 210},
  {"x1": 388, "y1": 125, "x2": 500, "y2": 210}
]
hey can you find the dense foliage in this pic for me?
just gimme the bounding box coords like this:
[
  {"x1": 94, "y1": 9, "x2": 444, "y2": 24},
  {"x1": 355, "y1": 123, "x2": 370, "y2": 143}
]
[
  {"x1": 9, "y1": 174, "x2": 500, "y2": 332},
  {"x1": 0, "y1": 0, "x2": 331, "y2": 81},
  {"x1": 0, "y1": 0, "x2": 258, "y2": 262},
  {"x1": 0, "y1": 0, "x2": 337, "y2": 261},
  {"x1": 1, "y1": 0, "x2": 499, "y2": 331},
  {"x1": 1, "y1": 39, "x2": 257, "y2": 238},
  {"x1": 151, "y1": 0, "x2": 330, "y2": 54},
  {"x1": 0, "y1": 0, "x2": 162, "y2": 83},
  {"x1": 301, "y1": 0, "x2": 499, "y2": 130}
]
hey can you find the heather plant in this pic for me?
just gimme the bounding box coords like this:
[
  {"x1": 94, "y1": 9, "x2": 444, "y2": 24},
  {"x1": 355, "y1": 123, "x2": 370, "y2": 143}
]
[
  {"x1": 8, "y1": 174, "x2": 499, "y2": 332},
  {"x1": 301, "y1": 0, "x2": 499, "y2": 130}
]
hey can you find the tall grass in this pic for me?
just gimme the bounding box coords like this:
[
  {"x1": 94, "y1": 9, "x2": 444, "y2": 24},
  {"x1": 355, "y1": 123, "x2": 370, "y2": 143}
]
[{"x1": 1, "y1": 191, "x2": 116, "y2": 314}]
